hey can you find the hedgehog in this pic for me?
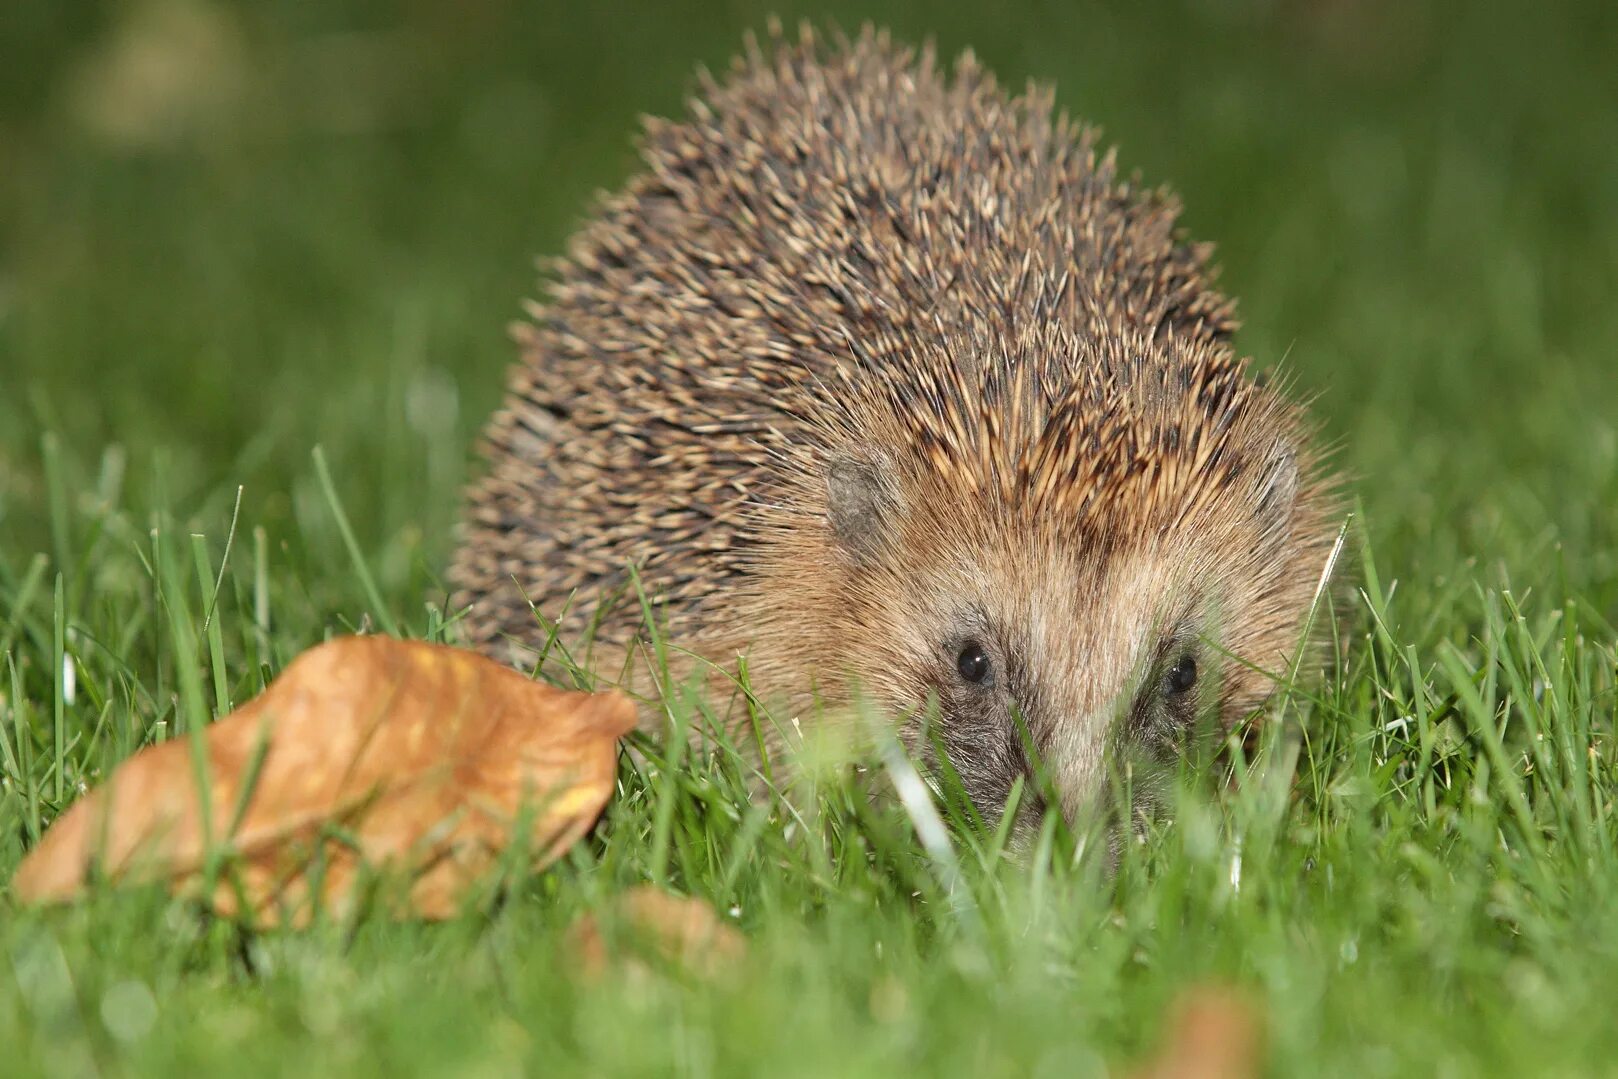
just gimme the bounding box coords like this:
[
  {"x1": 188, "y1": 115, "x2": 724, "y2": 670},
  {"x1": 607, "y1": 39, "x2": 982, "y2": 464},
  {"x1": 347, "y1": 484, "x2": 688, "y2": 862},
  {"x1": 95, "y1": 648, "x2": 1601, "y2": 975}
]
[{"x1": 448, "y1": 25, "x2": 1340, "y2": 835}]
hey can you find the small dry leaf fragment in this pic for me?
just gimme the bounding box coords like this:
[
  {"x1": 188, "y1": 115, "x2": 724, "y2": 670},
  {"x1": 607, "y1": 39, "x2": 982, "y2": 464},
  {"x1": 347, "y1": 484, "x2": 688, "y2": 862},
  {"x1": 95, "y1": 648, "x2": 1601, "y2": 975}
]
[
  {"x1": 568, "y1": 886, "x2": 746, "y2": 982},
  {"x1": 12, "y1": 636, "x2": 636, "y2": 923},
  {"x1": 1130, "y1": 985, "x2": 1264, "y2": 1079}
]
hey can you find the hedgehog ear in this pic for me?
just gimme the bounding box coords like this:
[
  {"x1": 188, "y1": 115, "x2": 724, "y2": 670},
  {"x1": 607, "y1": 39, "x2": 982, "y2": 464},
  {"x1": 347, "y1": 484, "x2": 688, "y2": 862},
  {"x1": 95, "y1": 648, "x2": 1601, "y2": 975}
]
[
  {"x1": 1252, "y1": 441, "x2": 1300, "y2": 546},
  {"x1": 826, "y1": 451, "x2": 900, "y2": 561}
]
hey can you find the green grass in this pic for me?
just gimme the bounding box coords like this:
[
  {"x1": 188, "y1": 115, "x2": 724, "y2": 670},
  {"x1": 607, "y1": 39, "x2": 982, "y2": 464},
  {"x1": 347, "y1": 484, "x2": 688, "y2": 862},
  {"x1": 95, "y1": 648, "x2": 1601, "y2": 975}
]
[{"x1": 4, "y1": 0, "x2": 1618, "y2": 1074}]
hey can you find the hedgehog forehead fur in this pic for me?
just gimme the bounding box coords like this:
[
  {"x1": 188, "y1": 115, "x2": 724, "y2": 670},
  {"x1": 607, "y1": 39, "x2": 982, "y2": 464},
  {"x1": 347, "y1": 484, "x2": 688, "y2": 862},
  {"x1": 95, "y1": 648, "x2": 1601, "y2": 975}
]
[
  {"x1": 449, "y1": 23, "x2": 1341, "y2": 835},
  {"x1": 799, "y1": 319, "x2": 1298, "y2": 541}
]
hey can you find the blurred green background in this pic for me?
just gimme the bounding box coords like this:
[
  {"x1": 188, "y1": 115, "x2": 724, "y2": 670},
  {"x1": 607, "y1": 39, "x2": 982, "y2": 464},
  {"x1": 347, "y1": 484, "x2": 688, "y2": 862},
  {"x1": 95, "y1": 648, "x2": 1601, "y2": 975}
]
[{"x1": 2, "y1": 0, "x2": 1616, "y2": 615}]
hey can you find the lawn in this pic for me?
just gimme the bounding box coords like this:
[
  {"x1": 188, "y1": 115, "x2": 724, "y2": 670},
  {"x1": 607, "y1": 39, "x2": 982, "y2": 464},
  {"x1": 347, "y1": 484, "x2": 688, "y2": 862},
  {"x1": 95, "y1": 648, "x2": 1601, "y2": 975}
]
[{"x1": 3, "y1": 1, "x2": 1618, "y2": 1074}]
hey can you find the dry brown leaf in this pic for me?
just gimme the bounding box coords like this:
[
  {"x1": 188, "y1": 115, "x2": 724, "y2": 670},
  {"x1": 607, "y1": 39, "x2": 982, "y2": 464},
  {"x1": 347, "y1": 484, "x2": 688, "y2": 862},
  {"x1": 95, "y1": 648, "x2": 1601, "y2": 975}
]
[
  {"x1": 1130, "y1": 985, "x2": 1264, "y2": 1079},
  {"x1": 12, "y1": 636, "x2": 636, "y2": 924},
  {"x1": 568, "y1": 886, "x2": 747, "y2": 982}
]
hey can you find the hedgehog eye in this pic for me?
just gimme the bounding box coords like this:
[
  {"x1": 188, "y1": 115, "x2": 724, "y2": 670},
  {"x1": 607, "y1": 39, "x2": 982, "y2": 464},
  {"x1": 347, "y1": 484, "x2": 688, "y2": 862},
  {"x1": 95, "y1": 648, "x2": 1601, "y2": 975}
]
[
  {"x1": 956, "y1": 642, "x2": 992, "y2": 685},
  {"x1": 1164, "y1": 654, "x2": 1198, "y2": 697}
]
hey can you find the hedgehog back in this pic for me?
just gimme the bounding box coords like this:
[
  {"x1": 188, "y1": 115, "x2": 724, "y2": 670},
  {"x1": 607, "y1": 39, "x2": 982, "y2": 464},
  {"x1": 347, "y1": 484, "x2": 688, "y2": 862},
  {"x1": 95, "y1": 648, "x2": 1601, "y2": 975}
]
[{"x1": 449, "y1": 28, "x2": 1241, "y2": 665}]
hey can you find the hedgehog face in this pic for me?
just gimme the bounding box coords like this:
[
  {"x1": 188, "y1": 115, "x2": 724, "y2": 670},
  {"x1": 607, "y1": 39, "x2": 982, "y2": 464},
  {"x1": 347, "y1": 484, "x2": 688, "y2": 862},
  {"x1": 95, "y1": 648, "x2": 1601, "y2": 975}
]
[
  {"x1": 869, "y1": 545, "x2": 1203, "y2": 840},
  {"x1": 821, "y1": 424, "x2": 1317, "y2": 840}
]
